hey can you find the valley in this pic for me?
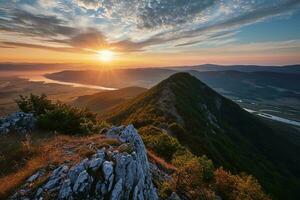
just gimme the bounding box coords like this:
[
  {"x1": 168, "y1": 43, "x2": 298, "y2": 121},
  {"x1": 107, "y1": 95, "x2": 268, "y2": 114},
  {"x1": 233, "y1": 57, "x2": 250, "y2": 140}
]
[
  {"x1": 0, "y1": 76, "x2": 101, "y2": 116},
  {"x1": 1, "y1": 64, "x2": 299, "y2": 127},
  {"x1": 42, "y1": 65, "x2": 300, "y2": 128},
  {"x1": 1, "y1": 65, "x2": 300, "y2": 199}
]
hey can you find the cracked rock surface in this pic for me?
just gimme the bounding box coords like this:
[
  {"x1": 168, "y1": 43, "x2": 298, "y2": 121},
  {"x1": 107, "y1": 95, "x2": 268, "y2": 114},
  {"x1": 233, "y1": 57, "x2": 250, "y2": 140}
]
[{"x1": 11, "y1": 125, "x2": 158, "y2": 200}]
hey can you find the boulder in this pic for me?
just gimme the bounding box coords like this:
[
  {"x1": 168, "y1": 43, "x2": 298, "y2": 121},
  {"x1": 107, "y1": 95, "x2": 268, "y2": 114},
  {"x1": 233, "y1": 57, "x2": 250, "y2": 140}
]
[
  {"x1": 73, "y1": 170, "x2": 93, "y2": 197},
  {"x1": 110, "y1": 179, "x2": 123, "y2": 200},
  {"x1": 27, "y1": 171, "x2": 42, "y2": 183},
  {"x1": 68, "y1": 158, "x2": 88, "y2": 185},
  {"x1": 44, "y1": 177, "x2": 61, "y2": 190},
  {"x1": 58, "y1": 179, "x2": 73, "y2": 200},
  {"x1": 0, "y1": 112, "x2": 36, "y2": 134},
  {"x1": 102, "y1": 161, "x2": 114, "y2": 192},
  {"x1": 88, "y1": 157, "x2": 104, "y2": 172}
]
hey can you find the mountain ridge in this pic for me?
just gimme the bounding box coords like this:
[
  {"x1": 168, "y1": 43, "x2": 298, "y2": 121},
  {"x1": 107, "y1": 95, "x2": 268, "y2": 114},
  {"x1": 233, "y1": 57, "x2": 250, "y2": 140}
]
[
  {"x1": 73, "y1": 87, "x2": 147, "y2": 114},
  {"x1": 102, "y1": 72, "x2": 300, "y2": 199}
]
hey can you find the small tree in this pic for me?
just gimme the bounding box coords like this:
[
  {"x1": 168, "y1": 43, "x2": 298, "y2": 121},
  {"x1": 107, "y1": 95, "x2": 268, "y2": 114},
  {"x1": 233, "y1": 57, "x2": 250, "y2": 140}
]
[
  {"x1": 16, "y1": 94, "x2": 54, "y2": 115},
  {"x1": 16, "y1": 94, "x2": 108, "y2": 135},
  {"x1": 37, "y1": 103, "x2": 97, "y2": 134}
]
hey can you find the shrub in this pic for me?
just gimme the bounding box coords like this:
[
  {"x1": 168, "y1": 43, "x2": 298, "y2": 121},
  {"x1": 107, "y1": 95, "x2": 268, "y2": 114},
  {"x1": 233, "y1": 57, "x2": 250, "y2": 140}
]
[
  {"x1": 172, "y1": 156, "x2": 215, "y2": 200},
  {"x1": 159, "y1": 181, "x2": 173, "y2": 199},
  {"x1": 16, "y1": 94, "x2": 54, "y2": 115},
  {"x1": 214, "y1": 167, "x2": 270, "y2": 200},
  {"x1": 16, "y1": 94, "x2": 108, "y2": 135},
  {"x1": 169, "y1": 150, "x2": 215, "y2": 200},
  {"x1": 139, "y1": 125, "x2": 183, "y2": 161},
  {"x1": 37, "y1": 103, "x2": 99, "y2": 134}
]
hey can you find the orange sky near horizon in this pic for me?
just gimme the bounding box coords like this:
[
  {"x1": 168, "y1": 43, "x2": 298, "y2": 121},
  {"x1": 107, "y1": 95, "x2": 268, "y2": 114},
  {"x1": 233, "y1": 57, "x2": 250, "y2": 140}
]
[{"x1": 0, "y1": 46, "x2": 299, "y2": 68}]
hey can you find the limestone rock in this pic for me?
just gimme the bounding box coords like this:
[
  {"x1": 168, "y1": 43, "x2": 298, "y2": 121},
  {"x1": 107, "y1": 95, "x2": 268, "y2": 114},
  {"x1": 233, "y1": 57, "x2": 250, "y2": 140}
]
[
  {"x1": 73, "y1": 170, "x2": 93, "y2": 197},
  {"x1": 0, "y1": 112, "x2": 36, "y2": 134},
  {"x1": 27, "y1": 171, "x2": 42, "y2": 183},
  {"x1": 110, "y1": 179, "x2": 123, "y2": 200},
  {"x1": 89, "y1": 157, "x2": 104, "y2": 171},
  {"x1": 68, "y1": 158, "x2": 88, "y2": 185},
  {"x1": 11, "y1": 125, "x2": 158, "y2": 200},
  {"x1": 58, "y1": 179, "x2": 73, "y2": 200}
]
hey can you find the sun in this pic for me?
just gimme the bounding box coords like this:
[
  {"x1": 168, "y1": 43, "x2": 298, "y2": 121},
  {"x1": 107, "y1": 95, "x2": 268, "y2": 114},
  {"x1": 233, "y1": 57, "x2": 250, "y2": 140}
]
[{"x1": 98, "y1": 50, "x2": 114, "y2": 62}]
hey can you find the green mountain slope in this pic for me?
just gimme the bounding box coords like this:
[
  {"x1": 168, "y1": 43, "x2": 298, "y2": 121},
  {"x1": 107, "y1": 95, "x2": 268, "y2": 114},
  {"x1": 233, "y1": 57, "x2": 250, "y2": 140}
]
[
  {"x1": 73, "y1": 87, "x2": 147, "y2": 114},
  {"x1": 103, "y1": 72, "x2": 300, "y2": 199}
]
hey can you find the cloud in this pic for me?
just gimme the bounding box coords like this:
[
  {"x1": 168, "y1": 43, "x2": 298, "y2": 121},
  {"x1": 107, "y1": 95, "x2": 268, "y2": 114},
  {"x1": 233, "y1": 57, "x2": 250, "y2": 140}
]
[
  {"x1": 68, "y1": 29, "x2": 106, "y2": 49},
  {"x1": 0, "y1": 8, "x2": 77, "y2": 37},
  {"x1": 44, "y1": 29, "x2": 154, "y2": 52},
  {"x1": 1, "y1": 41, "x2": 92, "y2": 54},
  {"x1": 133, "y1": 0, "x2": 300, "y2": 48},
  {"x1": 76, "y1": 0, "x2": 101, "y2": 10},
  {"x1": 185, "y1": 0, "x2": 300, "y2": 37},
  {"x1": 136, "y1": 0, "x2": 217, "y2": 29},
  {"x1": 0, "y1": 45, "x2": 13, "y2": 49},
  {"x1": 0, "y1": 0, "x2": 299, "y2": 55},
  {"x1": 197, "y1": 40, "x2": 300, "y2": 54},
  {"x1": 110, "y1": 37, "x2": 166, "y2": 52},
  {"x1": 37, "y1": 0, "x2": 58, "y2": 8},
  {"x1": 175, "y1": 31, "x2": 239, "y2": 47}
]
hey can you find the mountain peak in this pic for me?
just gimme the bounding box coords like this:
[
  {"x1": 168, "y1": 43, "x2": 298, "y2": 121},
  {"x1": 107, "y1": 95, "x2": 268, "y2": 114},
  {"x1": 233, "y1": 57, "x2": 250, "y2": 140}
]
[
  {"x1": 160, "y1": 72, "x2": 206, "y2": 86},
  {"x1": 165, "y1": 72, "x2": 193, "y2": 79},
  {"x1": 103, "y1": 73, "x2": 299, "y2": 198}
]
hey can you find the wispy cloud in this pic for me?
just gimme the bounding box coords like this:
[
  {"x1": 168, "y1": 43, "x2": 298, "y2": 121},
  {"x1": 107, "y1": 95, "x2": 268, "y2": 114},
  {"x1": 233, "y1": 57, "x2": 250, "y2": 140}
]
[{"x1": 0, "y1": 0, "x2": 299, "y2": 54}]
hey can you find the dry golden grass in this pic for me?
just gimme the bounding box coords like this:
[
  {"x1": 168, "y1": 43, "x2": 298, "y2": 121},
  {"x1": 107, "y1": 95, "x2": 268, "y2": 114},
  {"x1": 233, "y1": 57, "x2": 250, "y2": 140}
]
[
  {"x1": 0, "y1": 156, "x2": 45, "y2": 199},
  {"x1": 0, "y1": 133, "x2": 119, "y2": 199},
  {"x1": 0, "y1": 132, "x2": 174, "y2": 199}
]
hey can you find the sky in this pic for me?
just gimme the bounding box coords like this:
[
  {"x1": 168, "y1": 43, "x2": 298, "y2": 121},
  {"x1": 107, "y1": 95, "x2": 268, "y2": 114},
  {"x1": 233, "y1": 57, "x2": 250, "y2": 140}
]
[{"x1": 0, "y1": 0, "x2": 300, "y2": 67}]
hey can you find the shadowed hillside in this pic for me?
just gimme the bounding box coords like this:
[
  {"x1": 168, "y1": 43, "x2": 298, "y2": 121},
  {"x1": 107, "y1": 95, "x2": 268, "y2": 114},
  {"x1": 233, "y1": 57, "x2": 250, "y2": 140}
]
[
  {"x1": 103, "y1": 72, "x2": 300, "y2": 199},
  {"x1": 73, "y1": 87, "x2": 147, "y2": 114},
  {"x1": 190, "y1": 70, "x2": 300, "y2": 108}
]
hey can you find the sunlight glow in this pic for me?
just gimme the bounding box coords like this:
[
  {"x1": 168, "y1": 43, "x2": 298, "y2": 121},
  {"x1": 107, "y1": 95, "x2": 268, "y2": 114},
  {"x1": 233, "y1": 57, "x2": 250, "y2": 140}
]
[{"x1": 98, "y1": 50, "x2": 114, "y2": 62}]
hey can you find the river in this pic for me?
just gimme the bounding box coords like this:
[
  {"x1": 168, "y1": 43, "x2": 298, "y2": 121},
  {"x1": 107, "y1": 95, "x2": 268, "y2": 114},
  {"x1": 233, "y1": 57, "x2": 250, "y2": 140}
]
[
  {"x1": 21, "y1": 74, "x2": 117, "y2": 91},
  {"x1": 243, "y1": 108, "x2": 300, "y2": 127},
  {"x1": 4, "y1": 71, "x2": 300, "y2": 127}
]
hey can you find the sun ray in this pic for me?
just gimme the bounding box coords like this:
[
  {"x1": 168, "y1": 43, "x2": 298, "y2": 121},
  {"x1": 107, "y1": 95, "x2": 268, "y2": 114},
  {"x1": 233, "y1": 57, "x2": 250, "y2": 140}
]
[{"x1": 98, "y1": 50, "x2": 114, "y2": 62}]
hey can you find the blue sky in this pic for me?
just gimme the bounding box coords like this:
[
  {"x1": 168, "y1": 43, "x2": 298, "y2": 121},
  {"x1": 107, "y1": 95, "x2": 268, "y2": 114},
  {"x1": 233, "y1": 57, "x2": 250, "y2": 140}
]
[
  {"x1": 237, "y1": 10, "x2": 300, "y2": 43},
  {"x1": 0, "y1": 0, "x2": 299, "y2": 65}
]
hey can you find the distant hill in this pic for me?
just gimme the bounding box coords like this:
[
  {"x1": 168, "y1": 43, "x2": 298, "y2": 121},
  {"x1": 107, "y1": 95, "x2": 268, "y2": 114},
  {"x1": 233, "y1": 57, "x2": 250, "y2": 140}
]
[
  {"x1": 73, "y1": 87, "x2": 147, "y2": 113},
  {"x1": 47, "y1": 67, "x2": 300, "y2": 112},
  {"x1": 103, "y1": 72, "x2": 300, "y2": 199},
  {"x1": 190, "y1": 70, "x2": 300, "y2": 109},
  {"x1": 2, "y1": 62, "x2": 299, "y2": 74},
  {"x1": 46, "y1": 68, "x2": 175, "y2": 88},
  {"x1": 173, "y1": 64, "x2": 300, "y2": 74}
]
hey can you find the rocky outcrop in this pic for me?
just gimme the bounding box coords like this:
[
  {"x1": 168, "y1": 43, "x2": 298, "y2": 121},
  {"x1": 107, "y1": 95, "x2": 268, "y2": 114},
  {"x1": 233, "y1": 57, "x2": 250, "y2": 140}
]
[
  {"x1": 11, "y1": 125, "x2": 158, "y2": 200},
  {"x1": 0, "y1": 112, "x2": 36, "y2": 134}
]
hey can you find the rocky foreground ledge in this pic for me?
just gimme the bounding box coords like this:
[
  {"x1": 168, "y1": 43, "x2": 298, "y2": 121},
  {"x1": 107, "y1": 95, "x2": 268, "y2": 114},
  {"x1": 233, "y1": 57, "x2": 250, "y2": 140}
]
[
  {"x1": 0, "y1": 112, "x2": 36, "y2": 134},
  {"x1": 11, "y1": 125, "x2": 159, "y2": 200}
]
